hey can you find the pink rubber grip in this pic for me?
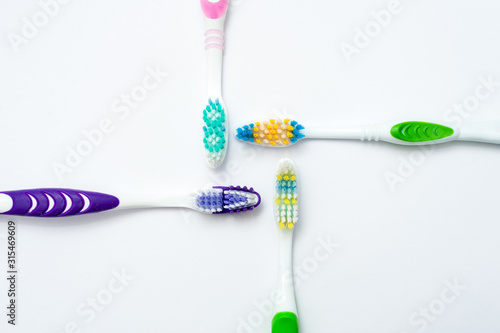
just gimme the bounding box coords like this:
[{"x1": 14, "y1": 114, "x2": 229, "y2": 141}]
[{"x1": 200, "y1": 0, "x2": 228, "y2": 19}]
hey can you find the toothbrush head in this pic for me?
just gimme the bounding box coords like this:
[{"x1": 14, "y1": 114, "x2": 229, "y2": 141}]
[
  {"x1": 274, "y1": 158, "x2": 298, "y2": 229},
  {"x1": 203, "y1": 98, "x2": 227, "y2": 168},
  {"x1": 235, "y1": 118, "x2": 305, "y2": 147},
  {"x1": 195, "y1": 185, "x2": 261, "y2": 214}
]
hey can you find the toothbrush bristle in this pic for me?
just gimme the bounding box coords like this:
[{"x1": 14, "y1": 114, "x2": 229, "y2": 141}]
[
  {"x1": 274, "y1": 158, "x2": 298, "y2": 229},
  {"x1": 203, "y1": 98, "x2": 227, "y2": 167},
  {"x1": 235, "y1": 118, "x2": 305, "y2": 147},
  {"x1": 195, "y1": 185, "x2": 261, "y2": 214}
]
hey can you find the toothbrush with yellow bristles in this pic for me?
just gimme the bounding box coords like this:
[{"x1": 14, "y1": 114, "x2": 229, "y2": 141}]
[
  {"x1": 272, "y1": 158, "x2": 299, "y2": 333},
  {"x1": 235, "y1": 117, "x2": 500, "y2": 147}
]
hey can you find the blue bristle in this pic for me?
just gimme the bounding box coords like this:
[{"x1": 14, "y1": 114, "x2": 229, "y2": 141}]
[
  {"x1": 291, "y1": 120, "x2": 298, "y2": 126},
  {"x1": 297, "y1": 124, "x2": 305, "y2": 130}
]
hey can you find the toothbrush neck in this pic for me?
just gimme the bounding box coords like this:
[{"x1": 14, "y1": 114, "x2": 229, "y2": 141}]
[
  {"x1": 206, "y1": 47, "x2": 223, "y2": 98},
  {"x1": 116, "y1": 194, "x2": 193, "y2": 210},
  {"x1": 274, "y1": 229, "x2": 297, "y2": 314}
]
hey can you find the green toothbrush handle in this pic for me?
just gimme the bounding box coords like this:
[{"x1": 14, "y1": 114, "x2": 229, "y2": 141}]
[
  {"x1": 382, "y1": 120, "x2": 500, "y2": 145},
  {"x1": 272, "y1": 312, "x2": 298, "y2": 333}
]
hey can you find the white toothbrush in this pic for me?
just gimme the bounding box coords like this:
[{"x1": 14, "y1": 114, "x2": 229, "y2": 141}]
[
  {"x1": 0, "y1": 186, "x2": 260, "y2": 217},
  {"x1": 272, "y1": 158, "x2": 299, "y2": 333},
  {"x1": 235, "y1": 117, "x2": 500, "y2": 147},
  {"x1": 201, "y1": 0, "x2": 229, "y2": 168}
]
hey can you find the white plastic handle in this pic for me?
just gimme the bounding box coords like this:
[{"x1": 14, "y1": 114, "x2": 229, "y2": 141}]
[{"x1": 201, "y1": 0, "x2": 228, "y2": 98}]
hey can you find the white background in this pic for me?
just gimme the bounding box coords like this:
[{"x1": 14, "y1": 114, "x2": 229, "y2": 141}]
[{"x1": 1, "y1": 0, "x2": 500, "y2": 332}]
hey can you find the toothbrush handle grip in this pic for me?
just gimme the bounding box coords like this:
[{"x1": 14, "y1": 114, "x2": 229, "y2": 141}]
[
  {"x1": 0, "y1": 188, "x2": 120, "y2": 217},
  {"x1": 376, "y1": 121, "x2": 458, "y2": 145},
  {"x1": 378, "y1": 121, "x2": 500, "y2": 145},
  {"x1": 201, "y1": 0, "x2": 228, "y2": 97}
]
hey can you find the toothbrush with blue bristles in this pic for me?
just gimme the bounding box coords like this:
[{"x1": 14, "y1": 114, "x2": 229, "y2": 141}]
[
  {"x1": 235, "y1": 117, "x2": 500, "y2": 147},
  {"x1": 200, "y1": 0, "x2": 229, "y2": 168}
]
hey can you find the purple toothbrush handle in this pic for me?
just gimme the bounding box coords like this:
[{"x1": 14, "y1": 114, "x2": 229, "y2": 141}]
[{"x1": 0, "y1": 188, "x2": 120, "y2": 217}]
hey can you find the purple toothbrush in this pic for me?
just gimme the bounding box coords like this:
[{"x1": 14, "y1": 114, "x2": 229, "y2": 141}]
[{"x1": 0, "y1": 186, "x2": 261, "y2": 218}]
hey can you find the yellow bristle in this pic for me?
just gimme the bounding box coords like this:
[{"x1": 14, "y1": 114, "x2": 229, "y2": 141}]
[
  {"x1": 273, "y1": 124, "x2": 278, "y2": 129},
  {"x1": 270, "y1": 141, "x2": 276, "y2": 145},
  {"x1": 253, "y1": 127, "x2": 259, "y2": 132},
  {"x1": 255, "y1": 122, "x2": 260, "y2": 126},
  {"x1": 284, "y1": 140, "x2": 289, "y2": 145},
  {"x1": 267, "y1": 124, "x2": 272, "y2": 129},
  {"x1": 287, "y1": 132, "x2": 293, "y2": 138},
  {"x1": 284, "y1": 175, "x2": 289, "y2": 181},
  {"x1": 253, "y1": 134, "x2": 258, "y2": 138},
  {"x1": 287, "y1": 223, "x2": 294, "y2": 229},
  {"x1": 256, "y1": 139, "x2": 261, "y2": 143},
  {"x1": 273, "y1": 135, "x2": 278, "y2": 139},
  {"x1": 267, "y1": 135, "x2": 272, "y2": 139},
  {"x1": 284, "y1": 119, "x2": 290, "y2": 124},
  {"x1": 284, "y1": 198, "x2": 290, "y2": 204},
  {"x1": 270, "y1": 130, "x2": 276, "y2": 134},
  {"x1": 292, "y1": 199, "x2": 297, "y2": 204},
  {"x1": 291, "y1": 175, "x2": 296, "y2": 180},
  {"x1": 279, "y1": 222, "x2": 285, "y2": 229},
  {"x1": 277, "y1": 175, "x2": 282, "y2": 180},
  {"x1": 286, "y1": 125, "x2": 294, "y2": 131},
  {"x1": 270, "y1": 119, "x2": 276, "y2": 124}
]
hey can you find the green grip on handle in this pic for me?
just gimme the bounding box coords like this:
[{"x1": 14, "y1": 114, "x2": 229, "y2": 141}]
[
  {"x1": 390, "y1": 121, "x2": 454, "y2": 142},
  {"x1": 272, "y1": 312, "x2": 298, "y2": 333}
]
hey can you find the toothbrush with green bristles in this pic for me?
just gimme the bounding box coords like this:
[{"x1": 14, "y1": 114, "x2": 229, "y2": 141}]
[
  {"x1": 200, "y1": 0, "x2": 229, "y2": 168},
  {"x1": 272, "y1": 158, "x2": 299, "y2": 333}
]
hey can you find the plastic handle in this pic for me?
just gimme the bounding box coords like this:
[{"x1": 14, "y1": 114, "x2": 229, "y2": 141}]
[
  {"x1": 360, "y1": 121, "x2": 460, "y2": 145},
  {"x1": 201, "y1": 0, "x2": 228, "y2": 98},
  {"x1": 458, "y1": 121, "x2": 500, "y2": 144},
  {"x1": 0, "y1": 188, "x2": 120, "y2": 217}
]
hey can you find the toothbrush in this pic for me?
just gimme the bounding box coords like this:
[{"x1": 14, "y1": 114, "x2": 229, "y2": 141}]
[
  {"x1": 235, "y1": 118, "x2": 500, "y2": 147},
  {"x1": 272, "y1": 158, "x2": 299, "y2": 333},
  {"x1": 0, "y1": 186, "x2": 260, "y2": 217},
  {"x1": 200, "y1": 0, "x2": 229, "y2": 168}
]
